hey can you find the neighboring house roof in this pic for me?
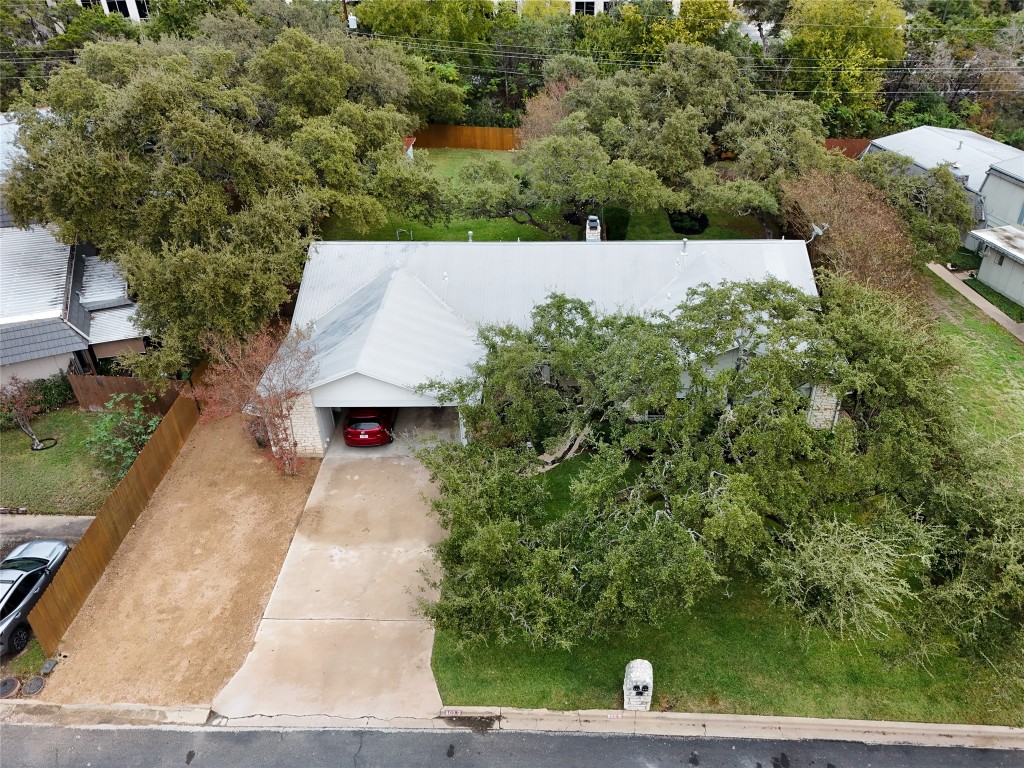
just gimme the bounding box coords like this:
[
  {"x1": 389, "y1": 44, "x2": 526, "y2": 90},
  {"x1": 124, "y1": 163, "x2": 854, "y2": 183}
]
[
  {"x1": 296, "y1": 240, "x2": 818, "y2": 394},
  {"x1": 89, "y1": 306, "x2": 141, "y2": 345},
  {"x1": 0, "y1": 225, "x2": 142, "y2": 366},
  {"x1": 825, "y1": 138, "x2": 870, "y2": 159},
  {"x1": 0, "y1": 318, "x2": 89, "y2": 366},
  {"x1": 0, "y1": 226, "x2": 72, "y2": 323},
  {"x1": 868, "y1": 126, "x2": 1024, "y2": 193},
  {"x1": 986, "y1": 155, "x2": 1024, "y2": 186},
  {"x1": 971, "y1": 225, "x2": 1024, "y2": 266}
]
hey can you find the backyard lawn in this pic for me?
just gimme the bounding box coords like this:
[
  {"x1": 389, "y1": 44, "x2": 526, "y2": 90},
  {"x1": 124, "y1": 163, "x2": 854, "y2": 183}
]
[
  {"x1": 0, "y1": 409, "x2": 114, "y2": 515},
  {"x1": 320, "y1": 149, "x2": 763, "y2": 243}
]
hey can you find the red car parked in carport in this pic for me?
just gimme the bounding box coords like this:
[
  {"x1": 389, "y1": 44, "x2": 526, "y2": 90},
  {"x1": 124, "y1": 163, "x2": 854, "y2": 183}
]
[{"x1": 342, "y1": 408, "x2": 397, "y2": 447}]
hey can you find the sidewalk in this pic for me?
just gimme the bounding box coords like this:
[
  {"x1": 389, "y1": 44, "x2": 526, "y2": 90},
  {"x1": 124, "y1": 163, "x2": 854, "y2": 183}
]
[
  {"x1": 3, "y1": 700, "x2": 1022, "y2": 750},
  {"x1": 927, "y1": 263, "x2": 1024, "y2": 343}
]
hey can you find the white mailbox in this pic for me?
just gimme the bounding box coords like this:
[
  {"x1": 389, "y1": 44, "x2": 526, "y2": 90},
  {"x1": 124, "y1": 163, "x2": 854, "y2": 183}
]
[{"x1": 623, "y1": 659, "x2": 653, "y2": 711}]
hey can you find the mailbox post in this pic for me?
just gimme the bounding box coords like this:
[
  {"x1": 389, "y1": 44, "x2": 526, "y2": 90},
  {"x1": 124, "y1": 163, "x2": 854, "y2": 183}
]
[{"x1": 623, "y1": 659, "x2": 653, "y2": 711}]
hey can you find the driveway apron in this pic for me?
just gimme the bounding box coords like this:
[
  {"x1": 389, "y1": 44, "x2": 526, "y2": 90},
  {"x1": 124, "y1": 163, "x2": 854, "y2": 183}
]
[{"x1": 213, "y1": 450, "x2": 444, "y2": 722}]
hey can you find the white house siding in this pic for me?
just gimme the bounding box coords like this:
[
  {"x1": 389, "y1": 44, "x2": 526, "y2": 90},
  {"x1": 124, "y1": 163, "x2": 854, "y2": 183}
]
[
  {"x1": 978, "y1": 253, "x2": 1024, "y2": 305},
  {"x1": 310, "y1": 373, "x2": 440, "y2": 409},
  {"x1": 980, "y1": 173, "x2": 1024, "y2": 230},
  {"x1": 0, "y1": 353, "x2": 70, "y2": 387},
  {"x1": 288, "y1": 391, "x2": 330, "y2": 458}
]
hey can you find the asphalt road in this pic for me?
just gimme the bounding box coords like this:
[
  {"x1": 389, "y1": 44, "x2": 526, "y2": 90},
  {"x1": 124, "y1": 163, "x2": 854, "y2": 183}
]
[
  {"x1": 0, "y1": 515, "x2": 93, "y2": 561},
  {"x1": 3, "y1": 725, "x2": 1021, "y2": 768}
]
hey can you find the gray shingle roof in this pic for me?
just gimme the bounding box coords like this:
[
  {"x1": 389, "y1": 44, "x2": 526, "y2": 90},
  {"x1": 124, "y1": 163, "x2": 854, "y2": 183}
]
[{"x1": 0, "y1": 318, "x2": 88, "y2": 366}]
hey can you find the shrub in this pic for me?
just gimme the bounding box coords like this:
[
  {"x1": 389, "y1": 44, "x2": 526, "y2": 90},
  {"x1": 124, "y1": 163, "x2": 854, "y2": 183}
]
[
  {"x1": 86, "y1": 394, "x2": 162, "y2": 479},
  {"x1": 604, "y1": 207, "x2": 630, "y2": 240},
  {"x1": 948, "y1": 248, "x2": 982, "y2": 272},
  {"x1": 33, "y1": 373, "x2": 75, "y2": 412},
  {"x1": 667, "y1": 209, "x2": 709, "y2": 235},
  {"x1": 0, "y1": 373, "x2": 74, "y2": 431}
]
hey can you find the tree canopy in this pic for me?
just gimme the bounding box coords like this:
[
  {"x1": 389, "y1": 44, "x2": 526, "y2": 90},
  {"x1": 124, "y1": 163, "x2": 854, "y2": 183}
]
[
  {"x1": 418, "y1": 277, "x2": 1023, "y2": 666},
  {"x1": 5, "y1": 31, "x2": 462, "y2": 377}
]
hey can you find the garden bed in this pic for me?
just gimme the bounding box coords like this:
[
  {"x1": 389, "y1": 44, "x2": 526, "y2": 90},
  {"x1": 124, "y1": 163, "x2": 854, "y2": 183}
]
[
  {"x1": 965, "y1": 278, "x2": 1024, "y2": 323},
  {"x1": 0, "y1": 409, "x2": 116, "y2": 515}
]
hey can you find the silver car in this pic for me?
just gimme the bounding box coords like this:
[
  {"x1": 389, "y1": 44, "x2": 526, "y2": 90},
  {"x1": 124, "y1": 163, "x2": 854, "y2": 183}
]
[{"x1": 0, "y1": 540, "x2": 70, "y2": 656}]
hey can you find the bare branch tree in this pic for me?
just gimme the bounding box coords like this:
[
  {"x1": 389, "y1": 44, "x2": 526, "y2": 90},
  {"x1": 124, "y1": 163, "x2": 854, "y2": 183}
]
[
  {"x1": 0, "y1": 377, "x2": 45, "y2": 450},
  {"x1": 189, "y1": 324, "x2": 318, "y2": 475}
]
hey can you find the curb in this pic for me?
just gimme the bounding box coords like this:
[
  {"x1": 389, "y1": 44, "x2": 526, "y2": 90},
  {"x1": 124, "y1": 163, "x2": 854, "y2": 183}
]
[
  {"x1": 3, "y1": 699, "x2": 1022, "y2": 750},
  {"x1": 0, "y1": 700, "x2": 210, "y2": 727},
  {"x1": 437, "y1": 707, "x2": 1024, "y2": 750}
]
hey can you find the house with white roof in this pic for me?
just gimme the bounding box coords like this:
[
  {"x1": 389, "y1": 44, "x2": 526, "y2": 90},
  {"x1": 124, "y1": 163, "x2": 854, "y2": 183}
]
[
  {"x1": 1, "y1": 112, "x2": 145, "y2": 385},
  {"x1": 863, "y1": 126, "x2": 1024, "y2": 237},
  {"x1": 970, "y1": 225, "x2": 1024, "y2": 306},
  {"x1": 286, "y1": 239, "x2": 818, "y2": 457},
  {"x1": 0, "y1": 228, "x2": 145, "y2": 386}
]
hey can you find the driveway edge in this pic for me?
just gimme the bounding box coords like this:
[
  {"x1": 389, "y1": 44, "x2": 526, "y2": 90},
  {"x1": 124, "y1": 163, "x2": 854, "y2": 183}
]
[{"x1": 3, "y1": 699, "x2": 1022, "y2": 750}]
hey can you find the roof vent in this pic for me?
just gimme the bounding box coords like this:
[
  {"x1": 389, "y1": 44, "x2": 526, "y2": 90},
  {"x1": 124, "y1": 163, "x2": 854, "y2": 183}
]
[{"x1": 957, "y1": 140, "x2": 963, "y2": 150}]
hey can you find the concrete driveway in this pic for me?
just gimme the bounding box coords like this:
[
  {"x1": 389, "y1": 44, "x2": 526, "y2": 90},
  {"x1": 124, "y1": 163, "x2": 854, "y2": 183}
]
[{"x1": 213, "y1": 414, "x2": 455, "y2": 725}]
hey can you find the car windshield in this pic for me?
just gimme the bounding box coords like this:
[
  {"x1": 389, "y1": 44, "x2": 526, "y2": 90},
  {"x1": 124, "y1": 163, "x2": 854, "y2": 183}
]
[
  {"x1": 0, "y1": 557, "x2": 47, "y2": 572},
  {"x1": 349, "y1": 421, "x2": 380, "y2": 430}
]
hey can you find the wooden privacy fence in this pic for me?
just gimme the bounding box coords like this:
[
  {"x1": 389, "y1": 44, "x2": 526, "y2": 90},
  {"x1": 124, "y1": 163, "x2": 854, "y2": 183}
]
[
  {"x1": 414, "y1": 124, "x2": 520, "y2": 151},
  {"x1": 29, "y1": 390, "x2": 200, "y2": 656},
  {"x1": 69, "y1": 374, "x2": 181, "y2": 414}
]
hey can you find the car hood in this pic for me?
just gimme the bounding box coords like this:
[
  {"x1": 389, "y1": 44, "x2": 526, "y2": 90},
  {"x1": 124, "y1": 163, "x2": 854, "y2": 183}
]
[{"x1": 4, "y1": 539, "x2": 68, "y2": 564}]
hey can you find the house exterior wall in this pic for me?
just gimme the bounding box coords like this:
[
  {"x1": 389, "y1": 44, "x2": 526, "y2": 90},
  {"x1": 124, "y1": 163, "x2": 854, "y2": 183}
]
[
  {"x1": 310, "y1": 373, "x2": 441, "y2": 408},
  {"x1": 288, "y1": 391, "x2": 330, "y2": 458},
  {"x1": 977, "y1": 250, "x2": 1024, "y2": 305},
  {"x1": 980, "y1": 172, "x2": 1024, "y2": 230},
  {"x1": 90, "y1": 337, "x2": 145, "y2": 360},
  {"x1": 76, "y1": 0, "x2": 149, "y2": 21},
  {"x1": 0, "y1": 353, "x2": 70, "y2": 387}
]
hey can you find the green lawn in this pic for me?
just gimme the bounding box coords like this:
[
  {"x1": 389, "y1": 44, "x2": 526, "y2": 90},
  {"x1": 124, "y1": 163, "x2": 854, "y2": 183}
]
[
  {"x1": 964, "y1": 278, "x2": 1024, "y2": 323},
  {"x1": 929, "y1": 274, "x2": 1024, "y2": 443},
  {"x1": 0, "y1": 409, "x2": 115, "y2": 515},
  {"x1": 0, "y1": 639, "x2": 45, "y2": 679},
  {"x1": 320, "y1": 149, "x2": 762, "y2": 243},
  {"x1": 433, "y1": 580, "x2": 1020, "y2": 725}
]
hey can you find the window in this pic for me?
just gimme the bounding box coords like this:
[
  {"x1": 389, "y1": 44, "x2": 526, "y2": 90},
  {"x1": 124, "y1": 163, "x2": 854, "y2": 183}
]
[
  {"x1": 574, "y1": 1, "x2": 596, "y2": 14},
  {"x1": 996, "y1": 253, "x2": 1005, "y2": 267},
  {"x1": 0, "y1": 573, "x2": 41, "y2": 620},
  {"x1": 137, "y1": 0, "x2": 149, "y2": 18},
  {"x1": 1017, "y1": 200, "x2": 1024, "y2": 226},
  {"x1": 106, "y1": 0, "x2": 132, "y2": 18}
]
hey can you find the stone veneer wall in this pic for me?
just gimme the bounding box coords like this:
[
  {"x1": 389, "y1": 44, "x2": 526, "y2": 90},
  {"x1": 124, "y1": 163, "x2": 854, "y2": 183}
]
[{"x1": 288, "y1": 391, "x2": 327, "y2": 457}]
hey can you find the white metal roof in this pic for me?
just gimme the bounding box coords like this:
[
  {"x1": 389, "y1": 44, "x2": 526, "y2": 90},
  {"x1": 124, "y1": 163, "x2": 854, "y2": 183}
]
[
  {"x1": 308, "y1": 269, "x2": 479, "y2": 390},
  {"x1": 971, "y1": 225, "x2": 1024, "y2": 266},
  {"x1": 0, "y1": 225, "x2": 71, "y2": 324},
  {"x1": 89, "y1": 305, "x2": 142, "y2": 344},
  {"x1": 868, "y1": 127, "x2": 1024, "y2": 193},
  {"x1": 986, "y1": 155, "x2": 1024, "y2": 186},
  {"x1": 296, "y1": 240, "x2": 817, "y2": 395},
  {"x1": 80, "y1": 252, "x2": 131, "y2": 310}
]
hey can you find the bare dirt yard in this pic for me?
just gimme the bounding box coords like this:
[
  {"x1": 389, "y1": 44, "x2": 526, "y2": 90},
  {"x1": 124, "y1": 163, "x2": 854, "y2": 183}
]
[{"x1": 38, "y1": 415, "x2": 319, "y2": 707}]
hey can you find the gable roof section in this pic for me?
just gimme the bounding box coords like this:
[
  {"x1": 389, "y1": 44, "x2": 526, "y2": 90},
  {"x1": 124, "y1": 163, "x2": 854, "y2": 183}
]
[
  {"x1": 296, "y1": 240, "x2": 817, "y2": 330},
  {"x1": 986, "y1": 156, "x2": 1024, "y2": 187},
  {"x1": 868, "y1": 126, "x2": 1024, "y2": 193},
  {"x1": 308, "y1": 268, "x2": 480, "y2": 391},
  {"x1": 295, "y1": 240, "x2": 817, "y2": 394},
  {"x1": 0, "y1": 225, "x2": 72, "y2": 324}
]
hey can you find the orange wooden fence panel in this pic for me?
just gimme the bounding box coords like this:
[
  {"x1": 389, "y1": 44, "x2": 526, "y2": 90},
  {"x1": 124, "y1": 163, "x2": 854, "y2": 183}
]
[
  {"x1": 69, "y1": 375, "x2": 181, "y2": 415},
  {"x1": 28, "y1": 391, "x2": 200, "y2": 656},
  {"x1": 414, "y1": 124, "x2": 520, "y2": 151}
]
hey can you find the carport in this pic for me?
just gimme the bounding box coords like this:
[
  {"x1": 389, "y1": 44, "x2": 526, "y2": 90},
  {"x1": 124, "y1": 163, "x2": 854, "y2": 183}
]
[{"x1": 290, "y1": 269, "x2": 480, "y2": 457}]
